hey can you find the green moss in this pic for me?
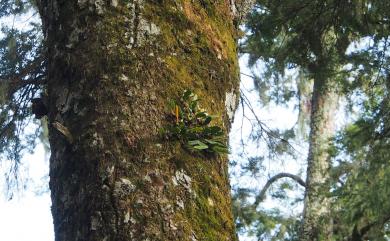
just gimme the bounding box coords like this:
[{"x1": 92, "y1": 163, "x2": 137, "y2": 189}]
[
  {"x1": 68, "y1": 1, "x2": 239, "y2": 240},
  {"x1": 185, "y1": 169, "x2": 234, "y2": 240}
]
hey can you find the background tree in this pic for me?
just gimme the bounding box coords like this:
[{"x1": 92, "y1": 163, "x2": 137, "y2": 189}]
[
  {"x1": 330, "y1": 33, "x2": 390, "y2": 240},
  {"x1": 234, "y1": 0, "x2": 390, "y2": 240}
]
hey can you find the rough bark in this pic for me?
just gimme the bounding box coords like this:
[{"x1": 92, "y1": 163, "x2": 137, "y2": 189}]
[
  {"x1": 300, "y1": 72, "x2": 338, "y2": 241},
  {"x1": 230, "y1": 0, "x2": 256, "y2": 24},
  {"x1": 38, "y1": 1, "x2": 240, "y2": 240}
]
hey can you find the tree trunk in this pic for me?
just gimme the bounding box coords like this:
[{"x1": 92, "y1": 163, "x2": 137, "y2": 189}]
[
  {"x1": 300, "y1": 70, "x2": 338, "y2": 241},
  {"x1": 39, "y1": 1, "x2": 240, "y2": 240}
]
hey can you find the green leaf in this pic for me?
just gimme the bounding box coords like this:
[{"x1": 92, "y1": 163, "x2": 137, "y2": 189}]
[
  {"x1": 190, "y1": 100, "x2": 198, "y2": 112},
  {"x1": 188, "y1": 140, "x2": 205, "y2": 146},
  {"x1": 193, "y1": 144, "x2": 209, "y2": 150},
  {"x1": 195, "y1": 111, "x2": 207, "y2": 119},
  {"x1": 188, "y1": 127, "x2": 204, "y2": 133},
  {"x1": 204, "y1": 126, "x2": 223, "y2": 136},
  {"x1": 203, "y1": 116, "x2": 212, "y2": 125},
  {"x1": 211, "y1": 145, "x2": 229, "y2": 154},
  {"x1": 182, "y1": 89, "x2": 192, "y2": 100},
  {"x1": 204, "y1": 139, "x2": 225, "y2": 147},
  {"x1": 188, "y1": 140, "x2": 209, "y2": 150}
]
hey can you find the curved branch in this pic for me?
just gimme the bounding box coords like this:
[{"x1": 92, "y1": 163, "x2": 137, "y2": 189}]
[{"x1": 253, "y1": 172, "x2": 306, "y2": 207}]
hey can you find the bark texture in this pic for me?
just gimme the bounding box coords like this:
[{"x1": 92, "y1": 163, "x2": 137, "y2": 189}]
[
  {"x1": 38, "y1": 1, "x2": 240, "y2": 240},
  {"x1": 301, "y1": 72, "x2": 338, "y2": 241}
]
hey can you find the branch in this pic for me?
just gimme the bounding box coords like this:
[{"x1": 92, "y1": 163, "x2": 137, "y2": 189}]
[
  {"x1": 239, "y1": 89, "x2": 298, "y2": 154},
  {"x1": 350, "y1": 213, "x2": 390, "y2": 241},
  {"x1": 253, "y1": 172, "x2": 306, "y2": 207},
  {"x1": 0, "y1": 56, "x2": 45, "y2": 96},
  {"x1": 240, "y1": 71, "x2": 257, "y2": 79}
]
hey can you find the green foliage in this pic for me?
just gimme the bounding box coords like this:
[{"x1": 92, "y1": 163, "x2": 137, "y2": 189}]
[
  {"x1": 0, "y1": 0, "x2": 35, "y2": 18},
  {"x1": 232, "y1": 189, "x2": 300, "y2": 241},
  {"x1": 234, "y1": 0, "x2": 390, "y2": 240},
  {"x1": 163, "y1": 89, "x2": 228, "y2": 155},
  {"x1": 242, "y1": 0, "x2": 390, "y2": 113},
  {"x1": 0, "y1": 2, "x2": 45, "y2": 195},
  {"x1": 329, "y1": 76, "x2": 390, "y2": 240}
]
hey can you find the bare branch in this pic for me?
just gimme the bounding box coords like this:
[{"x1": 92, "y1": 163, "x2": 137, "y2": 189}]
[
  {"x1": 0, "y1": 56, "x2": 45, "y2": 97},
  {"x1": 240, "y1": 71, "x2": 257, "y2": 80},
  {"x1": 253, "y1": 172, "x2": 306, "y2": 207}
]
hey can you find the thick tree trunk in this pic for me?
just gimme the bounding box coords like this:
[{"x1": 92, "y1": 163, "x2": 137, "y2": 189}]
[
  {"x1": 300, "y1": 73, "x2": 338, "y2": 241},
  {"x1": 39, "y1": 1, "x2": 240, "y2": 240}
]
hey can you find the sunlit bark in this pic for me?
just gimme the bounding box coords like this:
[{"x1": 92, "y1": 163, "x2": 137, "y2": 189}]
[
  {"x1": 38, "y1": 1, "x2": 240, "y2": 240},
  {"x1": 301, "y1": 69, "x2": 338, "y2": 241}
]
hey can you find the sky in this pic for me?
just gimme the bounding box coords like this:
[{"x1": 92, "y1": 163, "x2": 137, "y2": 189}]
[
  {"x1": 0, "y1": 10, "x2": 55, "y2": 241},
  {"x1": 0, "y1": 144, "x2": 54, "y2": 241},
  {"x1": 230, "y1": 57, "x2": 307, "y2": 221}
]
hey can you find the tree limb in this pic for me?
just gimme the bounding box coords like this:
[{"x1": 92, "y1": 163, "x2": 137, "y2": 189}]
[
  {"x1": 0, "y1": 56, "x2": 45, "y2": 96},
  {"x1": 350, "y1": 213, "x2": 390, "y2": 241},
  {"x1": 253, "y1": 172, "x2": 306, "y2": 207}
]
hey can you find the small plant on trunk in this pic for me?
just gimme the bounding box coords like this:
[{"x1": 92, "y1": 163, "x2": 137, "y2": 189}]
[{"x1": 163, "y1": 90, "x2": 228, "y2": 155}]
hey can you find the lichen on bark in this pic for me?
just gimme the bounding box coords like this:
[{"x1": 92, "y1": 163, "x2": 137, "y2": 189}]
[
  {"x1": 38, "y1": 0, "x2": 240, "y2": 240},
  {"x1": 301, "y1": 73, "x2": 339, "y2": 241}
]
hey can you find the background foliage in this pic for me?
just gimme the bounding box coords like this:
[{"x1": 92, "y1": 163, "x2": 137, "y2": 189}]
[
  {"x1": 0, "y1": 0, "x2": 44, "y2": 196},
  {"x1": 232, "y1": 0, "x2": 390, "y2": 240}
]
